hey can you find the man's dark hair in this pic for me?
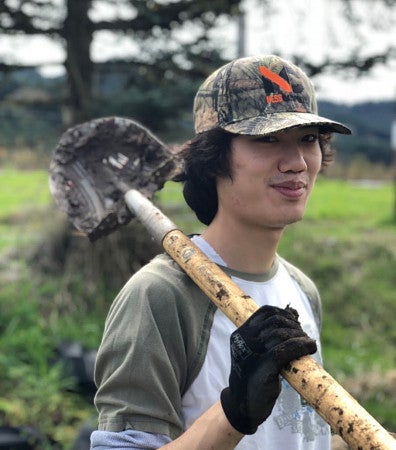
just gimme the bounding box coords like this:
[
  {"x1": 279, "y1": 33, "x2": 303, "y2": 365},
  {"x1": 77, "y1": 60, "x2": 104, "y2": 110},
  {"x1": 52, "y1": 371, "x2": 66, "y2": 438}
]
[{"x1": 174, "y1": 128, "x2": 334, "y2": 226}]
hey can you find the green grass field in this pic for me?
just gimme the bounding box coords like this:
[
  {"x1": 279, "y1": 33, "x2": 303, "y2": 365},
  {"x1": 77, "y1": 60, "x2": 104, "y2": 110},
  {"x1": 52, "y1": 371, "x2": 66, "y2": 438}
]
[
  {"x1": 0, "y1": 168, "x2": 51, "y2": 217},
  {"x1": 1, "y1": 168, "x2": 395, "y2": 445},
  {"x1": 306, "y1": 177, "x2": 394, "y2": 222},
  {"x1": 0, "y1": 168, "x2": 52, "y2": 251}
]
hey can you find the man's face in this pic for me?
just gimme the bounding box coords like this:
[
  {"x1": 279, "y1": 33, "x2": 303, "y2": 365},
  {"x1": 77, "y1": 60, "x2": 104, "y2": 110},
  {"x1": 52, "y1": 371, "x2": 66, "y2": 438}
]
[{"x1": 216, "y1": 127, "x2": 323, "y2": 230}]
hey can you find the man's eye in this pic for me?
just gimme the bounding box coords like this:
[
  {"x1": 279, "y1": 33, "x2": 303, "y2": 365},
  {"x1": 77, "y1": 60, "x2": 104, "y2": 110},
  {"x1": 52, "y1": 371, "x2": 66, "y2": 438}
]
[{"x1": 303, "y1": 134, "x2": 319, "y2": 142}]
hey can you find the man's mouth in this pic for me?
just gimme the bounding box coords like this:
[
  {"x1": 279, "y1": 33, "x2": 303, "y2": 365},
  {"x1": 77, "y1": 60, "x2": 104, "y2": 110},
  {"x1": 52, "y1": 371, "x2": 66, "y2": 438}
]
[{"x1": 270, "y1": 180, "x2": 307, "y2": 198}]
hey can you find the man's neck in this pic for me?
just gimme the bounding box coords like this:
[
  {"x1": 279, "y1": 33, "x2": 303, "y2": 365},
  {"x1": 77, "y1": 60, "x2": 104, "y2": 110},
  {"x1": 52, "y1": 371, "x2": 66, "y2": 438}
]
[{"x1": 201, "y1": 219, "x2": 283, "y2": 274}]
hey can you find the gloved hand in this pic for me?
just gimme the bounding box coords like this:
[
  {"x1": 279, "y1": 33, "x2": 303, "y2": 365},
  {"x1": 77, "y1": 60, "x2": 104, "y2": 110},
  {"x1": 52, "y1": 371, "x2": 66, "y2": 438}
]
[{"x1": 220, "y1": 305, "x2": 317, "y2": 435}]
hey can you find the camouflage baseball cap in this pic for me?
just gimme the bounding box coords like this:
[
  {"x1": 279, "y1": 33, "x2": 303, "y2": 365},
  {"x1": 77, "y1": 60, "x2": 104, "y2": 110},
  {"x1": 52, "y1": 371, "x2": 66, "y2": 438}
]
[{"x1": 194, "y1": 55, "x2": 351, "y2": 135}]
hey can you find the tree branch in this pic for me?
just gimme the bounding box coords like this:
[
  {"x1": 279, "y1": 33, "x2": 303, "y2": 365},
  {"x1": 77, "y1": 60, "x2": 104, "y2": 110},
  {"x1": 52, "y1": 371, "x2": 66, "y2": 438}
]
[{"x1": 294, "y1": 47, "x2": 396, "y2": 77}]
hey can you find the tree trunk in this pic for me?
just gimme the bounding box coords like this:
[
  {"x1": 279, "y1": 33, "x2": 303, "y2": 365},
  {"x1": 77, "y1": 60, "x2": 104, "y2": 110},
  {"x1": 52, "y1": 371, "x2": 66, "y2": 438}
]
[{"x1": 63, "y1": 0, "x2": 93, "y2": 126}]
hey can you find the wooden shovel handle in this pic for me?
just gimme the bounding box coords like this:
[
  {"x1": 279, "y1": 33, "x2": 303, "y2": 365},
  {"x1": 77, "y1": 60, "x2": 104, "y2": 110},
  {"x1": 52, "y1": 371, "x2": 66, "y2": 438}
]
[{"x1": 163, "y1": 229, "x2": 396, "y2": 450}]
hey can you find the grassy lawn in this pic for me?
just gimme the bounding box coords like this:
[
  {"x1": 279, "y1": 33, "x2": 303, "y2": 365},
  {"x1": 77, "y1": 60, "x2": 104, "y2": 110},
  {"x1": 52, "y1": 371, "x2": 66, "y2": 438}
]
[
  {"x1": 0, "y1": 168, "x2": 52, "y2": 251},
  {"x1": 0, "y1": 168, "x2": 51, "y2": 217}
]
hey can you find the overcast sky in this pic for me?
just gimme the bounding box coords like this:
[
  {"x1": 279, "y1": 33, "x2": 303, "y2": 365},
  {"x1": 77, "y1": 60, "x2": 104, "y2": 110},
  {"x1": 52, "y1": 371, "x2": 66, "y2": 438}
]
[
  {"x1": 0, "y1": 0, "x2": 395, "y2": 105},
  {"x1": 229, "y1": 0, "x2": 396, "y2": 104}
]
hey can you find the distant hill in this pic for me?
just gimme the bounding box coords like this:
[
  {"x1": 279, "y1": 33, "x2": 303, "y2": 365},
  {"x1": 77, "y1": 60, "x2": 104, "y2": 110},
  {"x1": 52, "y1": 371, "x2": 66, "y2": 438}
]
[{"x1": 319, "y1": 100, "x2": 393, "y2": 164}]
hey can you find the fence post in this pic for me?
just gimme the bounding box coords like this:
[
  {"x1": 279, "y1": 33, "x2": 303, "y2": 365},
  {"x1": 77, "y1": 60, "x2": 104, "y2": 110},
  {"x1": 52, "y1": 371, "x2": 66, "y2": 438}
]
[{"x1": 391, "y1": 117, "x2": 396, "y2": 222}]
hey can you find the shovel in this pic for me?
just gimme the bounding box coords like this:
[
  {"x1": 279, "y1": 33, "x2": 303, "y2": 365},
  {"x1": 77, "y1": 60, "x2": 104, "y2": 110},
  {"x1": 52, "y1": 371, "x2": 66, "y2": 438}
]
[{"x1": 49, "y1": 117, "x2": 396, "y2": 450}]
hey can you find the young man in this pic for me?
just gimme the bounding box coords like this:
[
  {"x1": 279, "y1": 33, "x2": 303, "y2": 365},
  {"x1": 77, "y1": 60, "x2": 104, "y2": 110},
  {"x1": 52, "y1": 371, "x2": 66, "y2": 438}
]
[{"x1": 91, "y1": 55, "x2": 351, "y2": 449}]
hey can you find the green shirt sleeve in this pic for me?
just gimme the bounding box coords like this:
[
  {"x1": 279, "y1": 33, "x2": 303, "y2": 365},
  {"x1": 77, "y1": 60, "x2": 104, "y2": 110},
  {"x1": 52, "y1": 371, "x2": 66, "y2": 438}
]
[{"x1": 94, "y1": 254, "x2": 216, "y2": 439}]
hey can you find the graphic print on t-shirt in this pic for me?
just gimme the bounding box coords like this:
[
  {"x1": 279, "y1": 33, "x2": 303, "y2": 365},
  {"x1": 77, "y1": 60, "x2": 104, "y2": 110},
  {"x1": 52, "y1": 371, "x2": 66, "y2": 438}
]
[{"x1": 273, "y1": 379, "x2": 329, "y2": 442}]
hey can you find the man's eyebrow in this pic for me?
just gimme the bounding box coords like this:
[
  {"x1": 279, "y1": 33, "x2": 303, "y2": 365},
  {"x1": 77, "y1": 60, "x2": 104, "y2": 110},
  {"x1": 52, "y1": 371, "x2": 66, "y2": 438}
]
[{"x1": 249, "y1": 135, "x2": 275, "y2": 141}]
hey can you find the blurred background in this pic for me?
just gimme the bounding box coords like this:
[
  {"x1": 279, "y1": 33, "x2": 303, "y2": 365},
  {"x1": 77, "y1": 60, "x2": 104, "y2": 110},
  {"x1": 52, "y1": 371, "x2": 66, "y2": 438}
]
[{"x1": 0, "y1": 0, "x2": 395, "y2": 448}]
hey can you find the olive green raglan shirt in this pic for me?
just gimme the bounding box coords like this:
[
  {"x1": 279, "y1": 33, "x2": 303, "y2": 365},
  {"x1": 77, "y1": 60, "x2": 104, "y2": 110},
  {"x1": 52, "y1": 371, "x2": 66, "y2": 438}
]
[{"x1": 94, "y1": 252, "x2": 322, "y2": 440}]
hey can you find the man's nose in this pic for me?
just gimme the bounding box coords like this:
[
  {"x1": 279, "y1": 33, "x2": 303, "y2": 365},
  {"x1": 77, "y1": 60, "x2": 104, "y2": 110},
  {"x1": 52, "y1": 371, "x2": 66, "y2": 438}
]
[{"x1": 278, "y1": 145, "x2": 308, "y2": 173}]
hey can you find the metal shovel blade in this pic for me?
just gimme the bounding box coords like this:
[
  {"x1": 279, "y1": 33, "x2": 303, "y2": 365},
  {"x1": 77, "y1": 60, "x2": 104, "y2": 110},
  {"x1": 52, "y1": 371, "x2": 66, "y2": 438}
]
[{"x1": 49, "y1": 117, "x2": 179, "y2": 240}]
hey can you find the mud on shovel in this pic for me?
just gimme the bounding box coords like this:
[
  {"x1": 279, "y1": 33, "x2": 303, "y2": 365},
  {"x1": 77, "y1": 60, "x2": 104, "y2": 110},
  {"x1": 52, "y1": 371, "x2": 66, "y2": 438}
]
[{"x1": 49, "y1": 117, "x2": 396, "y2": 450}]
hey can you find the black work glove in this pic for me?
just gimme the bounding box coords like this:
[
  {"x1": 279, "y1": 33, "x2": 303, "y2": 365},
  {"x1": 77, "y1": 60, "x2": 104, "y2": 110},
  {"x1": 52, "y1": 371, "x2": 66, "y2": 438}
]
[{"x1": 220, "y1": 305, "x2": 317, "y2": 435}]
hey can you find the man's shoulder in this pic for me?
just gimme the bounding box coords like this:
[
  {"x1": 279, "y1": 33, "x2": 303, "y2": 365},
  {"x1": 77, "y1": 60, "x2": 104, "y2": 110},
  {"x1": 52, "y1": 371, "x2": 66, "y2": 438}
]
[
  {"x1": 132, "y1": 252, "x2": 190, "y2": 287},
  {"x1": 278, "y1": 256, "x2": 322, "y2": 329},
  {"x1": 124, "y1": 252, "x2": 214, "y2": 315},
  {"x1": 278, "y1": 256, "x2": 316, "y2": 288}
]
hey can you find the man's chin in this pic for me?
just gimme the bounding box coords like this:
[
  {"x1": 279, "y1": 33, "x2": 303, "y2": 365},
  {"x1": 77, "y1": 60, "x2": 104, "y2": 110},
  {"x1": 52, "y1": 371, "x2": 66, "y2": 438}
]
[
  {"x1": 270, "y1": 203, "x2": 307, "y2": 227},
  {"x1": 277, "y1": 215, "x2": 304, "y2": 228}
]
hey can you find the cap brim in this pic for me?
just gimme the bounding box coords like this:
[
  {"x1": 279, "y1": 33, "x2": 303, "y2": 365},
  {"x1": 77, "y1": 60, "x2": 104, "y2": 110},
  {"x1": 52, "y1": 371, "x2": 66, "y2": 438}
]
[{"x1": 222, "y1": 112, "x2": 352, "y2": 136}]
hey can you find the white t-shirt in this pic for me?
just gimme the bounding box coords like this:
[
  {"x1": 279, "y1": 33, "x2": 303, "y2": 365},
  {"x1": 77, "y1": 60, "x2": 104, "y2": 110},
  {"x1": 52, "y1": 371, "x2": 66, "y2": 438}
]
[{"x1": 181, "y1": 236, "x2": 331, "y2": 450}]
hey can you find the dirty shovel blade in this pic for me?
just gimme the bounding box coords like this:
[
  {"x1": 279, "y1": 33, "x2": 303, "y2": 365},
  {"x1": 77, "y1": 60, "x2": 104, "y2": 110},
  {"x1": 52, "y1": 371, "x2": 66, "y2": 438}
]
[{"x1": 49, "y1": 117, "x2": 179, "y2": 241}]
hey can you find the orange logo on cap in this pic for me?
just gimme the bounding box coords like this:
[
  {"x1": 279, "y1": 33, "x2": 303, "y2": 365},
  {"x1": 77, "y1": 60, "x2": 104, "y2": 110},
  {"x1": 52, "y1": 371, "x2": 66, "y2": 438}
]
[
  {"x1": 259, "y1": 66, "x2": 293, "y2": 93},
  {"x1": 266, "y1": 93, "x2": 284, "y2": 104}
]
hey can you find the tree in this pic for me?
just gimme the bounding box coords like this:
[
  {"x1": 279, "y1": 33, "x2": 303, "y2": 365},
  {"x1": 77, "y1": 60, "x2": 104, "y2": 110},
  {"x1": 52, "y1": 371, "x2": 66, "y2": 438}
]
[
  {"x1": 0, "y1": 0, "x2": 395, "y2": 130},
  {"x1": 63, "y1": 0, "x2": 93, "y2": 125},
  {"x1": 0, "y1": 0, "x2": 242, "y2": 126}
]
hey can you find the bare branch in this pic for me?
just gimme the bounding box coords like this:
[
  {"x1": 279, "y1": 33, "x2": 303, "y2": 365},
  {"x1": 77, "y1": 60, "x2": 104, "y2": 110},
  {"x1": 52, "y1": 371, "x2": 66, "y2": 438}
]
[{"x1": 294, "y1": 47, "x2": 395, "y2": 77}]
